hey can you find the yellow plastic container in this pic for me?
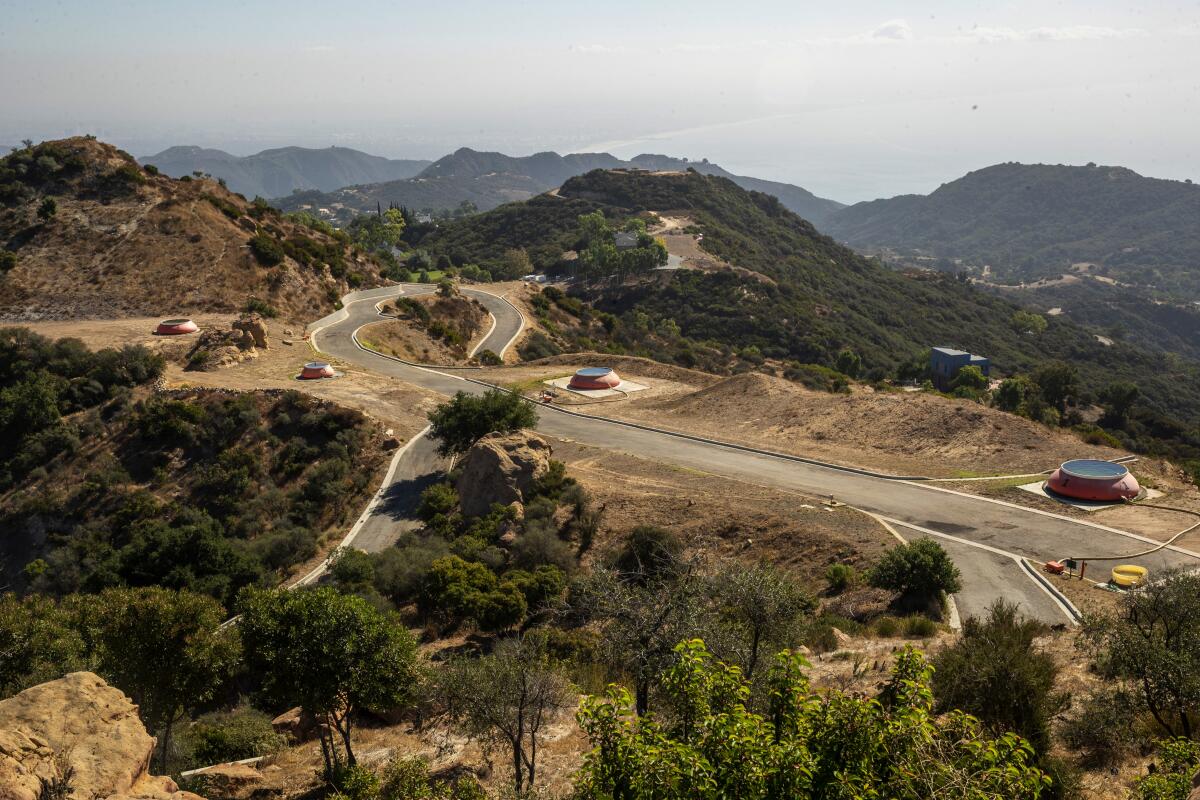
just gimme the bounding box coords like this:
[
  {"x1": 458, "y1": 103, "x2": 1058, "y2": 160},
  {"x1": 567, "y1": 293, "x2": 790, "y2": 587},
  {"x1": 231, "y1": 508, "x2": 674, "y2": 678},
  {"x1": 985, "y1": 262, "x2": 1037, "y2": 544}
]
[{"x1": 1111, "y1": 564, "x2": 1148, "y2": 588}]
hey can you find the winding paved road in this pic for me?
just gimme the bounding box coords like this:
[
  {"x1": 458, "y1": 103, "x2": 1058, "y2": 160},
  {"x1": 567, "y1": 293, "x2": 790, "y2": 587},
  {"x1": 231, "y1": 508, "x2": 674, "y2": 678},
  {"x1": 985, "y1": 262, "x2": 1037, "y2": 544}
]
[{"x1": 309, "y1": 285, "x2": 1200, "y2": 624}]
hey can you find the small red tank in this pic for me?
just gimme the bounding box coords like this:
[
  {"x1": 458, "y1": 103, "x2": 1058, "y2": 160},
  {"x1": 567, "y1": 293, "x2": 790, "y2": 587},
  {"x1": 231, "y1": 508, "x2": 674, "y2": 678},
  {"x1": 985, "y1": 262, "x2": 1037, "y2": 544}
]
[
  {"x1": 155, "y1": 318, "x2": 198, "y2": 335},
  {"x1": 299, "y1": 361, "x2": 335, "y2": 380},
  {"x1": 568, "y1": 367, "x2": 621, "y2": 390},
  {"x1": 1046, "y1": 459, "x2": 1140, "y2": 502}
]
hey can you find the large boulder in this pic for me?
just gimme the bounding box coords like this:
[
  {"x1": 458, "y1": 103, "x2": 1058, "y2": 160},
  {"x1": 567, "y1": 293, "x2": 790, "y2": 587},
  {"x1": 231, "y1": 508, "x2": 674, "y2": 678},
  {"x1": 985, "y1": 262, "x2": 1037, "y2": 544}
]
[
  {"x1": 232, "y1": 315, "x2": 269, "y2": 349},
  {"x1": 0, "y1": 671, "x2": 202, "y2": 800},
  {"x1": 185, "y1": 762, "x2": 263, "y2": 800},
  {"x1": 456, "y1": 431, "x2": 552, "y2": 517},
  {"x1": 270, "y1": 706, "x2": 317, "y2": 742}
]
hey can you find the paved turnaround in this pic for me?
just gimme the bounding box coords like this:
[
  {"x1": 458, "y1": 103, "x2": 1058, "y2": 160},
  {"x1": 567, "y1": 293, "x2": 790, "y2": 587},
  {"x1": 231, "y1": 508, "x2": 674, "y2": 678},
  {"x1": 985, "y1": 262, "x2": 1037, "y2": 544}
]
[{"x1": 310, "y1": 285, "x2": 1200, "y2": 624}]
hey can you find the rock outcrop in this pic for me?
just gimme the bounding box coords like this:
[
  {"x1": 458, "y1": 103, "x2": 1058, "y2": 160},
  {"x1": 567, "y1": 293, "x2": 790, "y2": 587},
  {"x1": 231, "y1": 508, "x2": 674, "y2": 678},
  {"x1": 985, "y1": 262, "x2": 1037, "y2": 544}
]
[
  {"x1": 232, "y1": 315, "x2": 269, "y2": 349},
  {"x1": 185, "y1": 316, "x2": 270, "y2": 371},
  {"x1": 456, "y1": 431, "x2": 552, "y2": 517},
  {"x1": 270, "y1": 706, "x2": 316, "y2": 742},
  {"x1": 0, "y1": 671, "x2": 201, "y2": 800},
  {"x1": 184, "y1": 762, "x2": 263, "y2": 800}
]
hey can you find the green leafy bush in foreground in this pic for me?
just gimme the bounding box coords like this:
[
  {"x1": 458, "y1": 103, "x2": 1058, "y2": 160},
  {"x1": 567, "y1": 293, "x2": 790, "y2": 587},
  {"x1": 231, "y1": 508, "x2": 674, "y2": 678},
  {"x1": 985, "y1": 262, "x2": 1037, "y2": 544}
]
[{"x1": 574, "y1": 639, "x2": 1050, "y2": 799}]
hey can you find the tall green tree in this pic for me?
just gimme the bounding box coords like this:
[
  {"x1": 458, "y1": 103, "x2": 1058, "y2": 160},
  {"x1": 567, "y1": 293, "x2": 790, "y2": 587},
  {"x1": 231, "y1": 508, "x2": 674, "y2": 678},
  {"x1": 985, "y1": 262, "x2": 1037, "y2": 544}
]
[
  {"x1": 1032, "y1": 361, "x2": 1079, "y2": 417},
  {"x1": 1082, "y1": 569, "x2": 1200, "y2": 738},
  {"x1": 834, "y1": 348, "x2": 862, "y2": 379},
  {"x1": 238, "y1": 587, "x2": 420, "y2": 775},
  {"x1": 438, "y1": 632, "x2": 572, "y2": 794},
  {"x1": 1098, "y1": 381, "x2": 1140, "y2": 428},
  {"x1": 1011, "y1": 310, "x2": 1048, "y2": 335},
  {"x1": 951, "y1": 364, "x2": 989, "y2": 392},
  {"x1": 347, "y1": 207, "x2": 406, "y2": 252},
  {"x1": 709, "y1": 564, "x2": 815, "y2": 679},
  {"x1": 427, "y1": 388, "x2": 537, "y2": 457},
  {"x1": 0, "y1": 593, "x2": 86, "y2": 697},
  {"x1": 90, "y1": 587, "x2": 241, "y2": 772},
  {"x1": 572, "y1": 565, "x2": 707, "y2": 716}
]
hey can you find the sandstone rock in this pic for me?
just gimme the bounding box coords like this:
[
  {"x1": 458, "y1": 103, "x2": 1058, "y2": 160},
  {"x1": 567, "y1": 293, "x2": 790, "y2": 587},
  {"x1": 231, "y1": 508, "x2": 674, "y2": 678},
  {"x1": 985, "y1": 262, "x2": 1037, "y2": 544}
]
[
  {"x1": 456, "y1": 432, "x2": 552, "y2": 517},
  {"x1": 830, "y1": 627, "x2": 854, "y2": 649},
  {"x1": 0, "y1": 671, "x2": 202, "y2": 800},
  {"x1": 186, "y1": 324, "x2": 260, "y2": 370},
  {"x1": 232, "y1": 315, "x2": 269, "y2": 349},
  {"x1": 270, "y1": 706, "x2": 316, "y2": 742},
  {"x1": 187, "y1": 762, "x2": 263, "y2": 800}
]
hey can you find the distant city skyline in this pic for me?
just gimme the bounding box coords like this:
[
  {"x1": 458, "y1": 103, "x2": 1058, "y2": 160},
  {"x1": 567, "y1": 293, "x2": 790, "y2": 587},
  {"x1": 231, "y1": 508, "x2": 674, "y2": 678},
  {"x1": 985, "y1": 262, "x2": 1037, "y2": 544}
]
[{"x1": 2, "y1": 0, "x2": 1197, "y2": 201}]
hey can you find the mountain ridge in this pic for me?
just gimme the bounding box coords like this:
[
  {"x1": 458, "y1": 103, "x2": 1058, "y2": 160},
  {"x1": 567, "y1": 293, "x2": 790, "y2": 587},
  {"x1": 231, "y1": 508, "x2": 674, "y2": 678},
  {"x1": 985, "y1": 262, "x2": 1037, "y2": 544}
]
[
  {"x1": 140, "y1": 144, "x2": 431, "y2": 199},
  {"x1": 823, "y1": 161, "x2": 1200, "y2": 299},
  {"x1": 277, "y1": 147, "x2": 845, "y2": 224}
]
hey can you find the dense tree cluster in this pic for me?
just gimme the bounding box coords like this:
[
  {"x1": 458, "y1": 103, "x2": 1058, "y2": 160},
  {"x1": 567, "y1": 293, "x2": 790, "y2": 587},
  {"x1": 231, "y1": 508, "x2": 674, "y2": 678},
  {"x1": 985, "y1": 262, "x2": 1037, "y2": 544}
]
[
  {"x1": 573, "y1": 212, "x2": 669, "y2": 283},
  {"x1": 0, "y1": 327, "x2": 165, "y2": 489},
  {"x1": 0, "y1": 337, "x2": 384, "y2": 605},
  {"x1": 0, "y1": 587, "x2": 240, "y2": 772}
]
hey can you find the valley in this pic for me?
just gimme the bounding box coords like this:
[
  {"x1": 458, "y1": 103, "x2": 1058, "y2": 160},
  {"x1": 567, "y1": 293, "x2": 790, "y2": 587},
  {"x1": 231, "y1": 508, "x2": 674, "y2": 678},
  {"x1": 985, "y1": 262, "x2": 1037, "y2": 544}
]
[{"x1": 3, "y1": 136, "x2": 1200, "y2": 800}]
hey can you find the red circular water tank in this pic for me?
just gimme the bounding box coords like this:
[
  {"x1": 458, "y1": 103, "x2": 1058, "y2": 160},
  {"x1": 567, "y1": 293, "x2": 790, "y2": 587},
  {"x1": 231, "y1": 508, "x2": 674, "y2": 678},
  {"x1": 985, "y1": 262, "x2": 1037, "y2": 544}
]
[
  {"x1": 155, "y1": 318, "x2": 198, "y2": 335},
  {"x1": 568, "y1": 367, "x2": 621, "y2": 390},
  {"x1": 1046, "y1": 459, "x2": 1141, "y2": 502},
  {"x1": 299, "y1": 361, "x2": 335, "y2": 380}
]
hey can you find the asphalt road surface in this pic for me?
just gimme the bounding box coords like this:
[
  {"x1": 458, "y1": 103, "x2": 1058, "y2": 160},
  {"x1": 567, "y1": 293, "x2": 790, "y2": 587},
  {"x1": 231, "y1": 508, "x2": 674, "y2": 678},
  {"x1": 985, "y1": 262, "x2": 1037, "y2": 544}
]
[{"x1": 312, "y1": 285, "x2": 1200, "y2": 624}]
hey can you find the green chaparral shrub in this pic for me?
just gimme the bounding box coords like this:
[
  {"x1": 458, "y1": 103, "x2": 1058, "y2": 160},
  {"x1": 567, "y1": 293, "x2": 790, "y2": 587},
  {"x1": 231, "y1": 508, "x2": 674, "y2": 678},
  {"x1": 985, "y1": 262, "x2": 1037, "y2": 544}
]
[
  {"x1": 869, "y1": 538, "x2": 961, "y2": 609},
  {"x1": 249, "y1": 233, "x2": 285, "y2": 266},
  {"x1": 574, "y1": 640, "x2": 1050, "y2": 799}
]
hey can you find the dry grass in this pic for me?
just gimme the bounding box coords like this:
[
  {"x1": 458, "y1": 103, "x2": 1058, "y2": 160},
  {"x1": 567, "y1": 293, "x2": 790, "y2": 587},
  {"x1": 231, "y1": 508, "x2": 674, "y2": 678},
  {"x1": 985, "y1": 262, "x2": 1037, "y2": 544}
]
[{"x1": 0, "y1": 137, "x2": 375, "y2": 324}]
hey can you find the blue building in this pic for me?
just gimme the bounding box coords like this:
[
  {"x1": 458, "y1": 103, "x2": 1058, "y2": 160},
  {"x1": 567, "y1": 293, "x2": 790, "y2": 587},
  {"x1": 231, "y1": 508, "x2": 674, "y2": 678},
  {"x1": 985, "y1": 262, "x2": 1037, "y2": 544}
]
[{"x1": 930, "y1": 347, "x2": 990, "y2": 390}]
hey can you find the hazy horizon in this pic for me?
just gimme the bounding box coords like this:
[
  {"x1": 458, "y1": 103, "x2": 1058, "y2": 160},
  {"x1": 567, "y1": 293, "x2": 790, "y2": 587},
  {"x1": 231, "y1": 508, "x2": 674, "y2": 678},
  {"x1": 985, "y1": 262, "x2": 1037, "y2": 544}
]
[{"x1": 3, "y1": 0, "x2": 1198, "y2": 202}]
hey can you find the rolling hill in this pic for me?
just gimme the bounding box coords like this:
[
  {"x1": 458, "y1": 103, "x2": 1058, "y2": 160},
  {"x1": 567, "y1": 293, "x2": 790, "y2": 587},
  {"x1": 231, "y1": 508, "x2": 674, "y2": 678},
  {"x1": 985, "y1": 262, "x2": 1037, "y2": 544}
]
[
  {"x1": 822, "y1": 162, "x2": 1200, "y2": 300},
  {"x1": 419, "y1": 168, "x2": 1200, "y2": 432},
  {"x1": 140, "y1": 145, "x2": 430, "y2": 199},
  {"x1": 0, "y1": 137, "x2": 383, "y2": 321},
  {"x1": 276, "y1": 147, "x2": 844, "y2": 224}
]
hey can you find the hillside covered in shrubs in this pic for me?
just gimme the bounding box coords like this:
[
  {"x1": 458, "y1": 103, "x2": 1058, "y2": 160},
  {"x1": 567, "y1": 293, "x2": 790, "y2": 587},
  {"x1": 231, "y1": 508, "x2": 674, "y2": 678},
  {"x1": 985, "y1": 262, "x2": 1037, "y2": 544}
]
[
  {"x1": 0, "y1": 137, "x2": 385, "y2": 321},
  {"x1": 422, "y1": 169, "x2": 1200, "y2": 434},
  {"x1": 823, "y1": 162, "x2": 1200, "y2": 300},
  {"x1": 0, "y1": 328, "x2": 388, "y2": 603}
]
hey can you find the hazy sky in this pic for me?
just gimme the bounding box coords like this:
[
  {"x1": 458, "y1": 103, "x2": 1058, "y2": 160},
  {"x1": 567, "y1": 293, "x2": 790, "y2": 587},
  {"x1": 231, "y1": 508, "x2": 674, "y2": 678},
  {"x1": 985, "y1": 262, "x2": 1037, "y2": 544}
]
[{"x1": 2, "y1": 0, "x2": 1198, "y2": 201}]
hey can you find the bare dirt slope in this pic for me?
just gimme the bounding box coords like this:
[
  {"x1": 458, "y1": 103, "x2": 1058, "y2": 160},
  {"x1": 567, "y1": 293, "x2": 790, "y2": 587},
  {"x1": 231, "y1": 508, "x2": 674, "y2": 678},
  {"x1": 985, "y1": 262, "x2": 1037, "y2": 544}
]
[
  {"x1": 554, "y1": 439, "x2": 892, "y2": 579},
  {"x1": 0, "y1": 137, "x2": 381, "y2": 323},
  {"x1": 570, "y1": 371, "x2": 1127, "y2": 477}
]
